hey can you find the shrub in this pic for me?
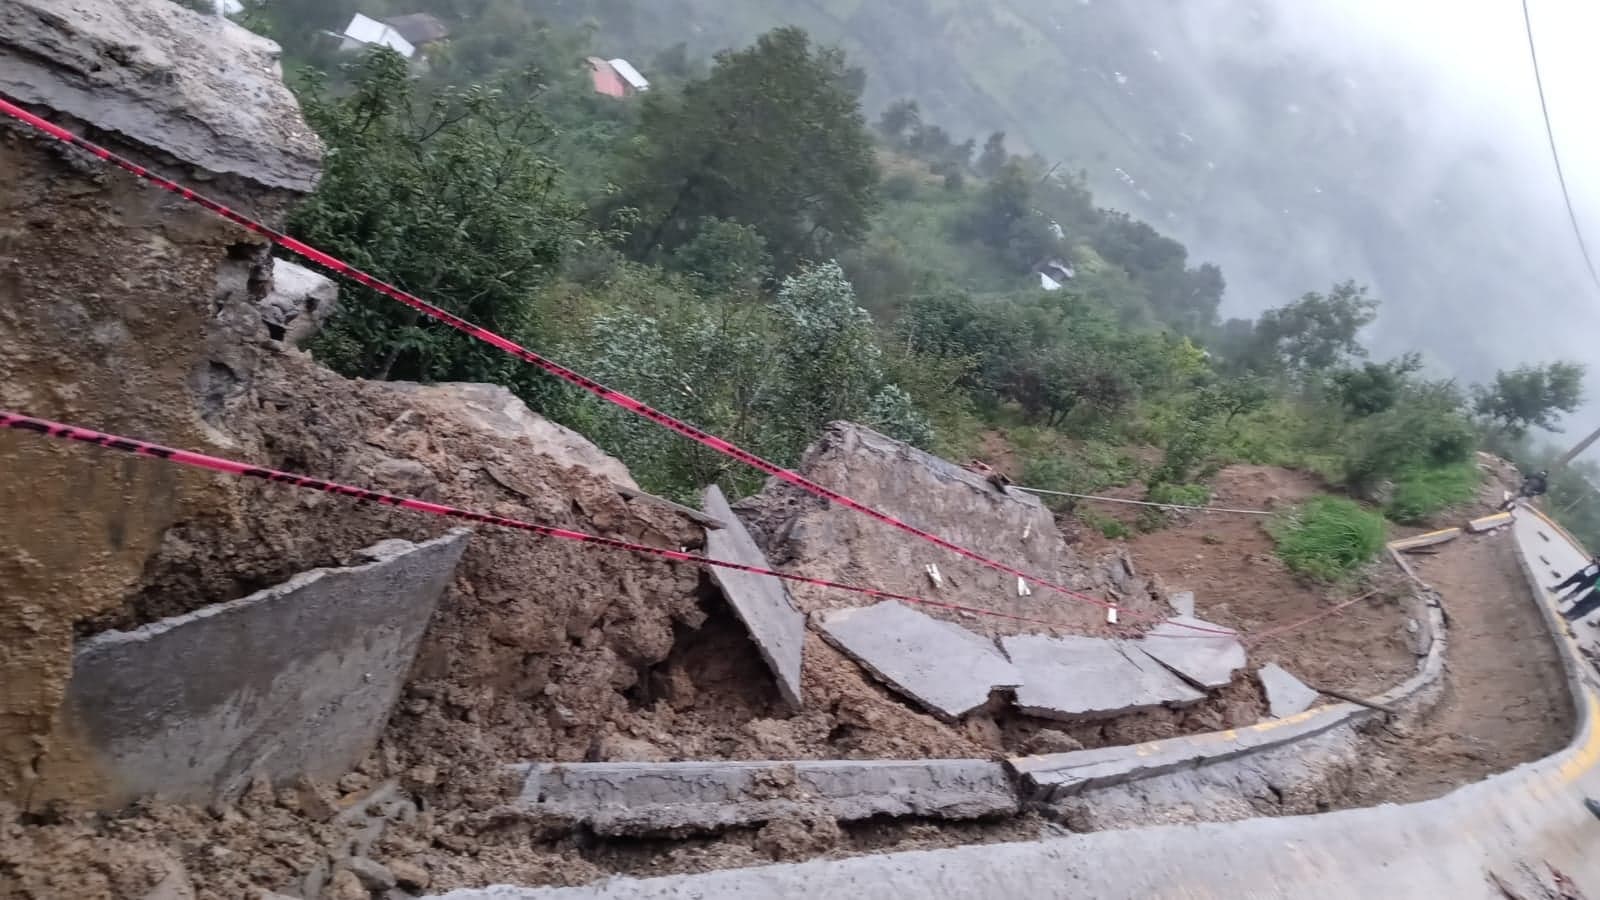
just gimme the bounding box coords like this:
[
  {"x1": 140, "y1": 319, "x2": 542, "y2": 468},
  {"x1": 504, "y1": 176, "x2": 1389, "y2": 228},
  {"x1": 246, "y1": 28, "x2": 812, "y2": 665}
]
[
  {"x1": 1385, "y1": 461, "x2": 1480, "y2": 524},
  {"x1": 1270, "y1": 496, "x2": 1387, "y2": 582}
]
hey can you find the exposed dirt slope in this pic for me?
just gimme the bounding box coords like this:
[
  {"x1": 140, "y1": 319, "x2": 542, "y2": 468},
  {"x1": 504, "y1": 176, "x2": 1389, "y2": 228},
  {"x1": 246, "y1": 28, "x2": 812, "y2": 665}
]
[{"x1": 1080, "y1": 464, "x2": 1416, "y2": 698}]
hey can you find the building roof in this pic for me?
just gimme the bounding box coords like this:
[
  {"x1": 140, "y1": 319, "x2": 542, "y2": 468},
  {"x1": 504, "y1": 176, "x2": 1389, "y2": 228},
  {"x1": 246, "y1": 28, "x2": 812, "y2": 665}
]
[
  {"x1": 587, "y1": 57, "x2": 628, "y2": 99},
  {"x1": 382, "y1": 12, "x2": 449, "y2": 45},
  {"x1": 342, "y1": 13, "x2": 415, "y2": 57},
  {"x1": 606, "y1": 58, "x2": 650, "y2": 91}
]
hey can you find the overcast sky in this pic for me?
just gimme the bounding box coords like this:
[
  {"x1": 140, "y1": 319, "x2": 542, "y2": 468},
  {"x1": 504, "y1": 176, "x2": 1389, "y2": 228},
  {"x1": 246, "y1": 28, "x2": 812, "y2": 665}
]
[{"x1": 1302, "y1": 0, "x2": 1600, "y2": 281}]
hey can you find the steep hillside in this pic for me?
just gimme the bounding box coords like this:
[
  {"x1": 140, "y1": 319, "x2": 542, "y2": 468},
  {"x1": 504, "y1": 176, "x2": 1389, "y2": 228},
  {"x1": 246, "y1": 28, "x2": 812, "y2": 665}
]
[{"x1": 558, "y1": 0, "x2": 1597, "y2": 393}]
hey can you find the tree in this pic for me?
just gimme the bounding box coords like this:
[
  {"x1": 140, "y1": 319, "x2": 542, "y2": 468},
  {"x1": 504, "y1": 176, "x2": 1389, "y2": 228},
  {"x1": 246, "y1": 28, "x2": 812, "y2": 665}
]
[
  {"x1": 1472, "y1": 361, "x2": 1587, "y2": 437},
  {"x1": 977, "y1": 131, "x2": 1009, "y2": 178},
  {"x1": 1330, "y1": 353, "x2": 1423, "y2": 417},
  {"x1": 666, "y1": 218, "x2": 772, "y2": 296},
  {"x1": 1246, "y1": 281, "x2": 1379, "y2": 373},
  {"x1": 294, "y1": 50, "x2": 585, "y2": 385},
  {"x1": 877, "y1": 99, "x2": 921, "y2": 147},
  {"x1": 613, "y1": 28, "x2": 881, "y2": 273}
]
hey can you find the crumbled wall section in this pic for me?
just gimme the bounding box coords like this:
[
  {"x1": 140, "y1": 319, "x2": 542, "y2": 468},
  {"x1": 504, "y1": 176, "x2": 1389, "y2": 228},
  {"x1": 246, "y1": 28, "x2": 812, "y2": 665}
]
[
  {"x1": 61, "y1": 531, "x2": 468, "y2": 806},
  {"x1": 0, "y1": 0, "x2": 321, "y2": 804},
  {"x1": 734, "y1": 422, "x2": 1165, "y2": 638}
]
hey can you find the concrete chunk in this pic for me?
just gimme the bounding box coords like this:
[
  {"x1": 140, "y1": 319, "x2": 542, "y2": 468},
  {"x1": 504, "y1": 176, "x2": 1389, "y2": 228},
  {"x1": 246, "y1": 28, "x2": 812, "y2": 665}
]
[
  {"x1": 1002, "y1": 634, "x2": 1203, "y2": 720},
  {"x1": 63, "y1": 531, "x2": 469, "y2": 805},
  {"x1": 818, "y1": 601, "x2": 1021, "y2": 720},
  {"x1": 1390, "y1": 528, "x2": 1461, "y2": 552},
  {"x1": 1168, "y1": 591, "x2": 1196, "y2": 617},
  {"x1": 1139, "y1": 616, "x2": 1246, "y2": 689},
  {"x1": 1468, "y1": 512, "x2": 1513, "y2": 534},
  {"x1": 512, "y1": 759, "x2": 1017, "y2": 836},
  {"x1": 1258, "y1": 664, "x2": 1319, "y2": 718},
  {"x1": 701, "y1": 486, "x2": 806, "y2": 710}
]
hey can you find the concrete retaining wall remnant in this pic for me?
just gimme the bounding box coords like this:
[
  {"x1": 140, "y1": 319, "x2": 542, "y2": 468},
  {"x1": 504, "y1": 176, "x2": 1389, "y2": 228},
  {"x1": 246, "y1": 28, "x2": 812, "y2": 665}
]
[
  {"x1": 701, "y1": 485, "x2": 806, "y2": 710},
  {"x1": 511, "y1": 758, "x2": 1017, "y2": 836},
  {"x1": 61, "y1": 531, "x2": 468, "y2": 805}
]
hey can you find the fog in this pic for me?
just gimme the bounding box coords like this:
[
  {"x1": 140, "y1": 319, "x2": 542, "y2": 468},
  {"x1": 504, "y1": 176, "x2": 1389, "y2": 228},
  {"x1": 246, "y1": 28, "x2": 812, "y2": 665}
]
[{"x1": 1101, "y1": 0, "x2": 1600, "y2": 437}]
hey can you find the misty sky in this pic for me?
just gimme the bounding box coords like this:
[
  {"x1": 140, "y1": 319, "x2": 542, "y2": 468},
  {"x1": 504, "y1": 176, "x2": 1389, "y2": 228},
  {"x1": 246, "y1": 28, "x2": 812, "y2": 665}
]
[{"x1": 1304, "y1": 0, "x2": 1600, "y2": 285}]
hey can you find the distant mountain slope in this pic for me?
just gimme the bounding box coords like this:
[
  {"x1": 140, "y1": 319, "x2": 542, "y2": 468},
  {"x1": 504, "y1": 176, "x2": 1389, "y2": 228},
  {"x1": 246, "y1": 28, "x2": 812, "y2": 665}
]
[{"x1": 567, "y1": 0, "x2": 1597, "y2": 391}]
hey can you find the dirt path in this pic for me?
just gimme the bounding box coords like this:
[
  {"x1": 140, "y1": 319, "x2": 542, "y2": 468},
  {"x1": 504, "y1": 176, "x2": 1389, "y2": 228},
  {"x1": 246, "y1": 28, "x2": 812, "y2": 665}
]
[{"x1": 1351, "y1": 530, "x2": 1574, "y2": 805}]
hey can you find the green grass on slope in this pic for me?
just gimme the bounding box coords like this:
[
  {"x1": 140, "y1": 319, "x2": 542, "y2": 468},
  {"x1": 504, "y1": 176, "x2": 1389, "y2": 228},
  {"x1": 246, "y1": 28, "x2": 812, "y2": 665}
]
[
  {"x1": 1385, "y1": 461, "x2": 1480, "y2": 525},
  {"x1": 1270, "y1": 496, "x2": 1387, "y2": 582}
]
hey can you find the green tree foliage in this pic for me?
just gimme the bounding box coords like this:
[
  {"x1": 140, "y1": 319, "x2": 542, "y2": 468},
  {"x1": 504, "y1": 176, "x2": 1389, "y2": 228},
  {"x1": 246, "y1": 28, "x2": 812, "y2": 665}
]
[
  {"x1": 877, "y1": 99, "x2": 922, "y2": 147},
  {"x1": 1329, "y1": 353, "x2": 1422, "y2": 417},
  {"x1": 571, "y1": 263, "x2": 932, "y2": 496},
  {"x1": 666, "y1": 218, "x2": 772, "y2": 296},
  {"x1": 976, "y1": 131, "x2": 1009, "y2": 178},
  {"x1": 613, "y1": 27, "x2": 881, "y2": 273},
  {"x1": 1243, "y1": 281, "x2": 1378, "y2": 373},
  {"x1": 954, "y1": 160, "x2": 1057, "y2": 269},
  {"x1": 1472, "y1": 361, "x2": 1587, "y2": 437},
  {"x1": 295, "y1": 50, "x2": 586, "y2": 385}
]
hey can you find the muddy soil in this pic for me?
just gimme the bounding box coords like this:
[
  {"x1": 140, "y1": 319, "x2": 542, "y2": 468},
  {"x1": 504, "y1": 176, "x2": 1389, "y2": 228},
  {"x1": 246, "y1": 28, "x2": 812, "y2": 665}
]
[
  {"x1": 1079, "y1": 464, "x2": 1417, "y2": 698},
  {"x1": 1344, "y1": 530, "x2": 1574, "y2": 806}
]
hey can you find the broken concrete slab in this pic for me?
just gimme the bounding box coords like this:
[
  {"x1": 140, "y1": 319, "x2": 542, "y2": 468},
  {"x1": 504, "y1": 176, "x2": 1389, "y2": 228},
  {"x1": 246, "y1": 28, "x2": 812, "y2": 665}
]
[
  {"x1": 701, "y1": 485, "x2": 805, "y2": 710},
  {"x1": 818, "y1": 601, "x2": 1021, "y2": 721},
  {"x1": 1010, "y1": 702, "x2": 1359, "y2": 801},
  {"x1": 511, "y1": 758, "x2": 1016, "y2": 836},
  {"x1": 1469, "y1": 512, "x2": 1514, "y2": 534},
  {"x1": 1258, "y1": 664, "x2": 1319, "y2": 719},
  {"x1": 1139, "y1": 616, "x2": 1246, "y2": 689},
  {"x1": 62, "y1": 531, "x2": 468, "y2": 805},
  {"x1": 1389, "y1": 528, "x2": 1462, "y2": 552},
  {"x1": 1168, "y1": 591, "x2": 1196, "y2": 618},
  {"x1": 1002, "y1": 634, "x2": 1203, "y2": 720}
]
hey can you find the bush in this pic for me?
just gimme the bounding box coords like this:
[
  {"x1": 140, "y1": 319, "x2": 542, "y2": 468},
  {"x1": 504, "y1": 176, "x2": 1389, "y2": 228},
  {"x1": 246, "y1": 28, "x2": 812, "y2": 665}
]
[
  {"x1": 1146, "y1": 482, "x2": 1212, "y2": 508},
  {"x1": 1270, "y1": 496, "x2": 1387, "y2": 582},
  {"x1": 1385, "y1": 461, "x2": 1480, "y2": 524}
]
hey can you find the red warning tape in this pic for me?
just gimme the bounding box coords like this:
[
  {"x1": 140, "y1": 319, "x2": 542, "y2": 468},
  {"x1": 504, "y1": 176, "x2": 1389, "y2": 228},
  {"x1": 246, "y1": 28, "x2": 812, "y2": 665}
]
[
  {"x1": 0, "y1": 94, "x2": 1226, "y2": 632},
  {"x1": 0, "y1": 411, "x2": 1110, "y2": 632}
]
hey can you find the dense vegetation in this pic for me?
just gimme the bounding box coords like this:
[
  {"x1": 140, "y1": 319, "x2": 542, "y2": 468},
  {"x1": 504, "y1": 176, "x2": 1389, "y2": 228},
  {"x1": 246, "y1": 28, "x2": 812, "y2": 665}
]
[{"x1": 220, "y1": 0, "x2": 1598, "y2": 547}]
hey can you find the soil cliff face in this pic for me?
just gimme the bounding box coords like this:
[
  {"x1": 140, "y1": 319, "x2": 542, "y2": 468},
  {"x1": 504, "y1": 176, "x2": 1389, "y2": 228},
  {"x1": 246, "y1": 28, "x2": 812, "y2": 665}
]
[{"x1": 0, "y1": 0, "x2": 320, "y2": 804}]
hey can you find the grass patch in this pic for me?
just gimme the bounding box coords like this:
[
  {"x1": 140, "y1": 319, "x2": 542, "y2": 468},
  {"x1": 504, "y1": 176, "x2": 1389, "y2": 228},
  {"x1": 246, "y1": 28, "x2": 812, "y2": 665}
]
[
  {"x1": 1080, "y1": 509, "x2": 1132, "y2": 540},
  {"x1": 1145, "y1": 482, "x2": 1212, "y2": 508},
  {"x1": 1385, "y1": 461, "x2": 1480, "y2": 524},
  {"x1": 1270, "y1": 496, "x2": 1387, "y2": 582}
]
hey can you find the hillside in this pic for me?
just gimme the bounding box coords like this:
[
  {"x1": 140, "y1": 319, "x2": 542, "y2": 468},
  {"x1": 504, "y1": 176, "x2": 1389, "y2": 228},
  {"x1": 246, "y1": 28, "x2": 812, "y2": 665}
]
[{"x1": 547, "y1": 0, "x2": 1598, "y2": 394}]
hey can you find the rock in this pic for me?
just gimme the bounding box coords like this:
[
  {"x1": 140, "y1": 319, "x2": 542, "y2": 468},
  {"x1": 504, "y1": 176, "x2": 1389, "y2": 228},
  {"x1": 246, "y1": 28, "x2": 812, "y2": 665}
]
[
  {"x1": 295, "y1": 777, "x2": 340, "y2": 823},
  {"x1": 402, "y1": 765, "x2": 438, "y2": 791},
  {"x1": 338, "y1": 772, "x2": 374, "y2": 794},
  {"x1": 1023, "y1": 729, "x2": 1084, "y2": 755},
  {"x1": 325, "y1": 868, "x2": 367, "y2": 900},
  {"x1": 380, "y1": 382, "x2": 638, "y2": 489},
  {"x1": 345, "y1": 857, "x2": 397, "y2": 892},
  {"x1": 598, "y1": 734, "x2": 670, "y2": 763},
  {"x1": 387, "y1": 859, "x2": 431, "y2": 891},
  {"x1": 261, "y1": 259, "x2": 338, "y2": 346},
  {"x1": 369, "y1": 459, "x2": 437, "y2": 496},
  {"x1": 139, "y1": 852, "x2": 195, "y2": 900},
  {"x1": 0, "y1": 0, "x2": 323, "y2": 195}
]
